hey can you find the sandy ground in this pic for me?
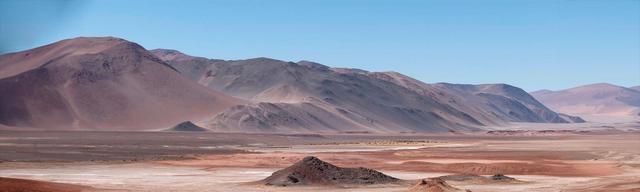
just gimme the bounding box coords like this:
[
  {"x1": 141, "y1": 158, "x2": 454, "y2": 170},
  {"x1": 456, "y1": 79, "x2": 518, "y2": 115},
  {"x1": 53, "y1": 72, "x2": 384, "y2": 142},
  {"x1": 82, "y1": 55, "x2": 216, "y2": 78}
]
[{"x1": 0, "y1": 130, "x2": 639, "y2": 191}]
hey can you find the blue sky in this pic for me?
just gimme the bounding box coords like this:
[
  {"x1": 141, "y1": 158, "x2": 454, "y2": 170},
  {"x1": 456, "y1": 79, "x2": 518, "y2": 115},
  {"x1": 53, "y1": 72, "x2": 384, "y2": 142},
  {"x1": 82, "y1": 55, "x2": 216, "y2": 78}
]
[{"x1": 1, "y1": 0, "x2": 638, "y2": 91}]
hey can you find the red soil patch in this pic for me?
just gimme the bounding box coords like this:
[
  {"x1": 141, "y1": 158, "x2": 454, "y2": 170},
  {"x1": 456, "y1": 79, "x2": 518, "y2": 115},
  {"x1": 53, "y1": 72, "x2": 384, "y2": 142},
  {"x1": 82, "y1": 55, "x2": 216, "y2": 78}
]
[
  {"x1": 0, "y1": 177, "x2": 90, "y2": 192},
  {"x1": 160, "y1": 149, "x2": 621, "y2": 177},
  {"x1": 380, "y1": 161, "x2": 620, "y2": 176}
]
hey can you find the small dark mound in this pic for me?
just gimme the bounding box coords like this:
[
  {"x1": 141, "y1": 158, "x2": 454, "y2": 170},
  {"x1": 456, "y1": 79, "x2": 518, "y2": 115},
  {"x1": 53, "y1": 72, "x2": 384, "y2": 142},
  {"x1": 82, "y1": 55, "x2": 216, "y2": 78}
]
[
  {"x1": 262, "y1": 156, "x2": 400, "y2": 186},
  {"x1": 490, "y1": 174, "x2": 516, "y2": 181},
  {"x1": 437, "y1": 173, "x2": 486, "y2": 182},
  {"x1": 438, "y1": 173, "x2": 521, "y2": 184},
  {"x1": 409, "y1": 178, "x2": 470, "y2": 192},
  {"x1": 164, "y1": 121, "x2": 208, "y2": 132}
]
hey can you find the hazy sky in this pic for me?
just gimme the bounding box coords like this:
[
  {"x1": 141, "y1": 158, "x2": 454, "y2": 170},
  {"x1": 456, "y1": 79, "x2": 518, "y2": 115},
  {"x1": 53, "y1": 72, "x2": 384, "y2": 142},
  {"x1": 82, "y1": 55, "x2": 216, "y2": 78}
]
[{"x1": 1, "y1": 0, "x2": 638, "y2": 91}]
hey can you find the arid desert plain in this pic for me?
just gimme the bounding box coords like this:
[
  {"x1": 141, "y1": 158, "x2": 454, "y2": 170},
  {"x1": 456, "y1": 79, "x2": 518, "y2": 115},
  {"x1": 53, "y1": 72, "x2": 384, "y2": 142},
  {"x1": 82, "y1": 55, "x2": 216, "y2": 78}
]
[{"x1": 1, "y1": 118, "x2": 639, "y2": 192}]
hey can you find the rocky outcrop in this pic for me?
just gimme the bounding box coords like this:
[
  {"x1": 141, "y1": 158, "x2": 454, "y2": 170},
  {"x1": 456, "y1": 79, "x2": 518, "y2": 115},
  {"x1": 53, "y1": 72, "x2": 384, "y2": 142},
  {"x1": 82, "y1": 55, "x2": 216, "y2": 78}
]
[
  {"x1": 409, "y1": 178, "x2": 470, "y2": 192},
  {"x1": 262, "y1": 156, "x2": 400, "y2": 186}
]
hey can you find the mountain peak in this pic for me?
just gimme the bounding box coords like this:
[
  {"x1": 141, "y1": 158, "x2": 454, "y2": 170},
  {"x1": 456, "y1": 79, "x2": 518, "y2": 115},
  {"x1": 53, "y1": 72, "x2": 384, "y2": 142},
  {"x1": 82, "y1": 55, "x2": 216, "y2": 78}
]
[
  {"x1": 56, "y1": 36, "x2": 142, "y2": 51},
  {"x1": 577, "y1": 83, "x2": 620, "y2": 89},
  {"x1": 150, "y1": 48, "x2": 183, "y2": 55},
  {"x1": 66, "y1": 36, "x2": 127, "y2": 42},
  {"x1": 331, "y1": 67, "x2": 369, "y2": 74},
  {"x1": 150, "y1": 48, "x2": 211, "y2": 62},
  {"x1": 297, "y1": 60, "x2": 330, "y2": 71},
  {"x1": 0, "y1": 36, "x2": 242, "y2": 130},
  {"x1": 254, "y1": 57, "x2": 288, "y2": 62},
  {"x1": 562, "y1": 83, "x2": 634, "y2": 94},
  {"x1": 0, "y1": 36, "x2": 149, "y2": 79},
  {"x1": 530, "y1": 89, "x2": 553, "y2": 94}
]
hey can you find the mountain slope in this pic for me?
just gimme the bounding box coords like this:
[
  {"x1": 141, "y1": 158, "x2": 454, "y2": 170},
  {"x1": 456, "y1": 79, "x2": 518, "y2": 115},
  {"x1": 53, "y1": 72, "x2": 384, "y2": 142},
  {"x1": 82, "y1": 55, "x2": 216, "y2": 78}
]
[
  {"x1": 531, "y1": 83, "x2": 640, "y2": 116},
  {"x1": 153, "y1": 49, "x2": 491, "y2": 132},
  {"x1": 369, "y1": 72, "x2": 582, "y2": 123},
  {"x1": 433, "y1": 83, "x2": 584, "y2": 123},
  {"x1": 0, "y1": 37, "x2": 242, "y2": 130},
  {"x1": 152, "y1": 49, "x2": 582, "y2": 133}
]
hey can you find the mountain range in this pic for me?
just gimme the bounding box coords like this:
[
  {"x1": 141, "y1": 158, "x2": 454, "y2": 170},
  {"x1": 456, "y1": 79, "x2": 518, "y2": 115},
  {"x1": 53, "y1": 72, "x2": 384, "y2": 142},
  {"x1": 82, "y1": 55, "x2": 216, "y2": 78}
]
[
  {"x1": 152, "y1": 48, "x2": 584, "y2": 133},
  {"x1": 531, "y1": 83, "x2": 640, "y2": 117},
  {"x1": 0, "y1": 37, "x2": 591, "y2": 132}
]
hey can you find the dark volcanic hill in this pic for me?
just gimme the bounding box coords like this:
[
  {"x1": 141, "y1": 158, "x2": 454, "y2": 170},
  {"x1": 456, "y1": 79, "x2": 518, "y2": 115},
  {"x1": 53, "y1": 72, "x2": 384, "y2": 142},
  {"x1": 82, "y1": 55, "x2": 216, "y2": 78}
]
[
  {"x1": 0, "y1": 37, "x2": 242, "y2": 130},
  {"x1": 164, "y1": 121, "x2": 208, "y2": 132},
  {"x1": 262, "y1": 156, "x2": 400, "y2": 186},
  {"x1": 532, "y1": 83, "x2": 640, "y2": 116},
  {"x1": 152, "y1": 49, "x2": 583, "y2": 133}
]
